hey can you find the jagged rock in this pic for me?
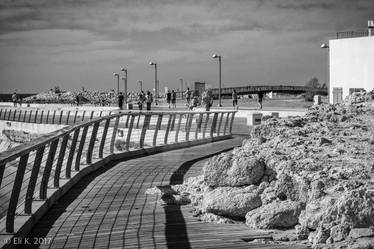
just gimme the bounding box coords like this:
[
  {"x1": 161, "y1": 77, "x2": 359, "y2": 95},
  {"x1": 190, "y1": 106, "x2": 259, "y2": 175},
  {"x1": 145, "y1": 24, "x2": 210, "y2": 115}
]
[
  {"x1": 203, "y1": 153, "x2": 265, "y2": 187},
  {"x1": 330, "y1": 223, "x2": 351, "y2": 242},
  {"x1": 202, "y1": 187, "x2": 261, "y2": 218},
  {"x1": 197, "y1": 213, "x2": 237, "y2": 224},
  {"x1": 295, "y1": 224, "x2": 309, "y2": 240},
  {"x1": 245, "y1": 200, "x2": 304, "y2": 229},
  {"x1": 348, "y1": 228, "x2": 374, "y2": 239},
  {"x1": 319, "y1": 137, "x2": 332, "y2": 146}
]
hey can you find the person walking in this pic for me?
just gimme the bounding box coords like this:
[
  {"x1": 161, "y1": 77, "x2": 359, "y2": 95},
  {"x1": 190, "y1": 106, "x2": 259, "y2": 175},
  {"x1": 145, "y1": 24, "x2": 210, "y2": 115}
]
[
  {"x1": 145, "y1": 91, "x2": 153, "y2": 111},
  {"x1": 12, "y1": 92, "x2": 17, "y2": 107},
  {"x1": 258, "y1": 92, "x2": 264, "y2": 109},
  {"x1": 138, "y1": 91, "x2": 145, "y2": 110},
  {"x1": 202, "y1": 89, "x2": 213, "y2": 111},
  {"x1": 185, "y1": 88, "x2": 192, "y2": 106},
  {"x1": 232, "y1": 89, "x2": 238, "y2": 109},
  {"x1": 171, "y1": 90, "x2": 176, "y2": 108},
  {"x1": 166, "y1": 90, "x2": 171, "y2": 108},
  {"x1": 118, "y1": 92, "x2": 124, "y2": 110}
]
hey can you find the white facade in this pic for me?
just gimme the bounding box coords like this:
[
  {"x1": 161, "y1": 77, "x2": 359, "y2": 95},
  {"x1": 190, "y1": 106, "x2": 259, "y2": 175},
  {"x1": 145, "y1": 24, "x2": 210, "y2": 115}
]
[{"x1": 329, "y1": 36, "x2": 374, "y2": 103}]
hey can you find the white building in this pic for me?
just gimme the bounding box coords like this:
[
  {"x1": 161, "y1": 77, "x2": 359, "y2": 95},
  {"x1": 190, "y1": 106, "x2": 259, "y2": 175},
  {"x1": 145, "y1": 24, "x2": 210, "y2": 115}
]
[{"x1": 328, "y1": 21, "x2": 374, "y2": 104}]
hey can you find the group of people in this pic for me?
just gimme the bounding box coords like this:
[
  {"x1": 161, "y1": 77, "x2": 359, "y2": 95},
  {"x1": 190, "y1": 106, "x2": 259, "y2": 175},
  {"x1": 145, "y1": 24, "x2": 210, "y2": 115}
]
[
  {"x1": 165, "y1": 89, "x2": 177, "y2": 108},
  {"x1": 12, "y1": 92, "x2": 22, "y2": 107},
  {"x1": 231, "y1": 90, "x2": 264, "y2": 110}
]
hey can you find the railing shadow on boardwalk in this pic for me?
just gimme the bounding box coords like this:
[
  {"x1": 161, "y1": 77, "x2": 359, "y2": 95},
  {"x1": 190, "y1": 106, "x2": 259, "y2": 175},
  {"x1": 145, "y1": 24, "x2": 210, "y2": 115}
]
[{"x1": 0, "y1": 108, "x2": 236, "y2": 248}]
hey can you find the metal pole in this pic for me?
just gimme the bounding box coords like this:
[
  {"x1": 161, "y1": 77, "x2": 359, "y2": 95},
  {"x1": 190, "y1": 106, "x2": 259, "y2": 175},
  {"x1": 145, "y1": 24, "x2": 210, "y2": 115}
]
[
  {"x1": 138, "y1": 80, "x2": 142, "y2": 91},
  {"x1": 125, "y1": 70, "x2": 128, "y2": 104},
  {"x1": 117, "y1": 75, "x2": 119, "y2": 94},
  {"x1": 180, "y1": 78, "x2": 183, "y2": 99},
  {"x1": 218, "y1": 56, "x2": 222, "y2": 107},
  {"x1": 155, "y1": 64, "x2": 158, "y2": 105}
]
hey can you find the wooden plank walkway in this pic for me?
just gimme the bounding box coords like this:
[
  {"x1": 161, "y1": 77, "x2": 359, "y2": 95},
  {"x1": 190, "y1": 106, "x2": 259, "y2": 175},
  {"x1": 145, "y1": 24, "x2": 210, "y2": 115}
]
[{"x1": 21, "y1": 137, "x2": 305, "y2": 249}]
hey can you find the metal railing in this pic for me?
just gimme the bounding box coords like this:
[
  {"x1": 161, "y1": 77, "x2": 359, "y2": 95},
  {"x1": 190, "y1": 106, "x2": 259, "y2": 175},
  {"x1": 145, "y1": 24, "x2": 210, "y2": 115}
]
[
  {"x1": 0, "y1": 108, "x2": 112, "y2": 125},
  {"x1": 336, "y1": 30, "x2": 369, "y2": 39},
  {"x1": 0, "y1": 110, "x2": 236, "y2": 234}
]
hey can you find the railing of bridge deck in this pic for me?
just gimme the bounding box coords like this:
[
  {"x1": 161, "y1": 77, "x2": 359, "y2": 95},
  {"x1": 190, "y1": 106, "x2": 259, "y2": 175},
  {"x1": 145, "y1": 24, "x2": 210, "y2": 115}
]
[
  {"x1": 0, "y1": 108, "x2": 113, "y2": 125},
  {"x1": 0, "y1": 110, "x2": 236, "y2": 233}
]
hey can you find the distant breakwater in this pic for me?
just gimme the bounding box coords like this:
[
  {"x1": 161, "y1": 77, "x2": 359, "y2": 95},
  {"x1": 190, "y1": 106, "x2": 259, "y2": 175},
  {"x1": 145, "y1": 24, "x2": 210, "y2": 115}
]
[{"x1": 0, "y1": 93, "x2": 36, "y2": 102}]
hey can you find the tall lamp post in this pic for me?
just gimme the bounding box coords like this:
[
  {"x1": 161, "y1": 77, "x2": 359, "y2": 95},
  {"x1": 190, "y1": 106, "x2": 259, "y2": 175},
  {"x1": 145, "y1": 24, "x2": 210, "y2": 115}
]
[
  {"x1": 121, "y1": 67, "x2": 128, "y2": 105},
  {"x1": 138, "y1": 80, "x2": 143, "y2": 91},
  {"x1": 179, "y1": 78, "x2": 184, "y2": 98},
  {"x1": 212, "y1": 54, "x2": 222, "y2": 107},
  {"x1": 113, "y1": 73, "x2": 119, "y2": 94},
  {"x1": 321, "y1": 43, "x2": 330, "y2": 103},
  {"x1": 149, "y1": 61, "x2": 158, "y2": 105}
]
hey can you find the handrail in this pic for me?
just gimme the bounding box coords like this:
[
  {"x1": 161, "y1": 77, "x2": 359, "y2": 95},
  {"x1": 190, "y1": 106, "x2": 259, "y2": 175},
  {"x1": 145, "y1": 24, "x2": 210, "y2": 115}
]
[{"x1": 0, "y1": 109, "x2": 236, "y2": 234}]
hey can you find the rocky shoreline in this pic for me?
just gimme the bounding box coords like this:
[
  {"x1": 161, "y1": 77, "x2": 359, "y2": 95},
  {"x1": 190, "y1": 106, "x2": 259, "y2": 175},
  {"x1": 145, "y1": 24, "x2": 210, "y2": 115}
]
[{"x1": 146, "y1": 91, "x2": 374, "y2": 249}]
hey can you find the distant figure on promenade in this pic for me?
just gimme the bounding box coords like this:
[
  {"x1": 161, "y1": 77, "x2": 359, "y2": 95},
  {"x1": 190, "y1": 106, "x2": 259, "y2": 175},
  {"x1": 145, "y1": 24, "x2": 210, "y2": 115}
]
[
  {"x1": 202, "y1": 89, "x2": 213, "y2": 111},
  {"x1": 166, "y1": 90, "x2": 171, "y2": 108},
  {"x1": 258, "y1": 92, "x2": 264, "y2": 109},
  {"x1": 118, "y1": 92, "x2": 124, "y2": 110},
  {"x1": 145, "y1": 91, "x2": 153, "y2": 111},
  {"x1": 232, "y1": 89, "x2": 238, "y2": 109},
  {"x1": 138, "y1": 91, "x2": 145, "y2": 110},
  {"x1": 76, "y1": 94, "x2": 80, "y2": 106},
  {"x1": 171, "y1": 90, "x2": 177, "y2": 108},
  {"x1": 18, "y1": 97, "x2": 22, "y2": 107},
  {"x1": 12, "y1": 92, "x2": 17, "y2": 107},
  {"x1": 189, "y1": 95, "x2": 199, "y2": 110},
  {"x1": 185, "y1": 88, "x2": 192, "y2": 106}
]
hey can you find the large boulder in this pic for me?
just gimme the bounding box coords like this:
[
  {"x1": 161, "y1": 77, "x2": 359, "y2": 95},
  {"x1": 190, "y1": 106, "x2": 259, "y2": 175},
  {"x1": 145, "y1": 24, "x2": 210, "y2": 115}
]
[
  {"x1": 202, "y1": 186, "x2": 262, "y2": 218},
  {"x1": 203, "y1": 152, "x2": 265, "y2": 187},
  {"x1": 245, "y1": 200, "x2": 304, "y2": 229}
]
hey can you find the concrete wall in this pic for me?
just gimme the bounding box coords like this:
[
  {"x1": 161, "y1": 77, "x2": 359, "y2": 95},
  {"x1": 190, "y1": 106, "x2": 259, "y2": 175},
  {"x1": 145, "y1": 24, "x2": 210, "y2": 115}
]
[{"x1": 329, "y1": 36, "x2": 374, "y2": 103}]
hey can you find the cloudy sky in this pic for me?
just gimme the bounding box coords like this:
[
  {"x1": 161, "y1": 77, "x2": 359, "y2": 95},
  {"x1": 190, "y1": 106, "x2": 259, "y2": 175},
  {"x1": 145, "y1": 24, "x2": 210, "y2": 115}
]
[{"x1": 0, "y1": 0, "x2": 373, "y2": 93}]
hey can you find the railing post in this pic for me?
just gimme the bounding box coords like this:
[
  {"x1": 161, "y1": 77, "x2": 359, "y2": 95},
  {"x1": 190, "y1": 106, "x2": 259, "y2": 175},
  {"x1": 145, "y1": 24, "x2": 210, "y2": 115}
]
[
  {"x1": 39, "y1": 110, "x2": 44, "y2": 123},
  {"x1": 90, "y1": 111, "x2": 94, "y2": 120},
  {"x1": 185, "y1": 113, "x2": 194, "y2": 141},
  {"x1": 164, "y1": 114, "x2": 173, "y2": 144},
  {"x1": 81, "y1": 110, "x2": 86, "y2": 121},
  {"x1": 110, "y1": 116, "x2": 120, "y2": 154},
  {"x1": 3, "y1": 109, "x2": 7, "y2": 120},
  {"x1": 99, "y1": 110, "x2": 103, "y2": 117},
  {"x1": 175, "y1": 114, "x2": 183, "y2": 143},
  {"x1": 7, "y1": 109, "x2": 11, "y2": 120},
  {"x1": 12, "y1": 109, "x2": 16, "y2": 121},
  {"x1": 140, "y1": 114, "x2": 151, "y2": 148},
  {"x1": 125, "y1": 115, "x2": 135, "y2": 151},
  {"x1": 229, "y1": 112, "x2": 236, "y2": 134},
  {"x1": 66, "y1": 110, "x2": 71, "y2": 125},
  {"x1": 28, "y1": 110, "x2": 32, "y2": 123},
  {"x1": 39, "y1": 139, "x2": 59, "y2": 199},
  {"x1": 125, "y1": 114, "x2": 130, "y2": 128},
  {"x1": 0, "y1": 163, "x2": 5, "y2": 188},
  {"x1": 210, "y1": 113, "x2": 219, "y2": 137},
  {"x1": 54, "y1": 135, "x2": 69, "y2": 188},
  {"x1": 52, "y1": 110, "x2": 56, "y2": 124},
  {"x1": 153, "y1": 114, "x2": 163, "y2": 146},
  {"x1": 6, "y1": 153, "x2": 29, "y2": 233},
  {"x1": 223, "y1": 112, "x2": 230, "y2": 135},
  {"x1": 170, "y1": 114, "x2": 176, "y2": 131},
  {"x1": 136, "y1": 115, "x2": 141, "y2": 129},
  {"x1": 217, "y1": 112, "x2": 224, "y2": 136},
  {"x1": 66, "y1": 129, "x2": 80, "y2": 178},
  {"x1": 34, "y1": 110, "x2": 38, "y2": 123},
  {"x1": 59, "y1": 110, "x2": 63, "y2": 124},
  {"x1": 25, "y1": 146, "x2": 45, "y2": 214},
  {"x1": 73, "y1": 110, "x2": 78, "y2": 124},
  {"x1": 195, "y1": 113, "x2": 203, "y2": 140},
  {"x1": 75, "y1": 125, "x2": 88, "y2": 171},
  {"x1": 46, "y1": 110, "x2": 50, "y2": 123},
  {"x1": 18, "y1": 109, "x2": 22, "y2": 121},
  {"x1": 202, "y1": 113, "x2": 210, "y2": 139},
  {"x1": 86, "y1": 122, "x2": 100, "y2": 164},
  {"x1": 0, "y1": 108, "x2": 3, "y2": 119},
  {"x1": 99, "y1": 118, "x2": 111, "y2": 157}
]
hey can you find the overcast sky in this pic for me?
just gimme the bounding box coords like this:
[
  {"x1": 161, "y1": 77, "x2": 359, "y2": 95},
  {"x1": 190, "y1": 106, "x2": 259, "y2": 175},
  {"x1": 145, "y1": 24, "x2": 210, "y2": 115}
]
[{"x1": 0, "y1": 0, "x2": 373, "y2": 93}]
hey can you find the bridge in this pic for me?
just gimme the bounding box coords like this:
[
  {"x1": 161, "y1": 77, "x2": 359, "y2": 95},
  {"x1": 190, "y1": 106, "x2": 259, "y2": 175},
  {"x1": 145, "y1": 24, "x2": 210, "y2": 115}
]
[
  {"x1": 210, "y1": 85, "x2": 328, "y2": 97},
  {"x1": 0, "y1": 107, "x2": 306, "y2": 248}
]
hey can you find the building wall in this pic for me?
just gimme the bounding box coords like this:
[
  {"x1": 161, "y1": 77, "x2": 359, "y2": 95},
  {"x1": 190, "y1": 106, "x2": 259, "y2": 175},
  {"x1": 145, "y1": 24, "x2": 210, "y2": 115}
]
[{"x1": 329, "y1": 36, "x2": 374, "y2": 103}]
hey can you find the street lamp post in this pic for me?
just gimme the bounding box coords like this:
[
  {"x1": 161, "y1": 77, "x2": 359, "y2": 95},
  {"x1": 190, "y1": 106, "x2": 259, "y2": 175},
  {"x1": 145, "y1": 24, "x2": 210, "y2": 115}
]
[
  {"x1": 138, "y1": 80, "x2": 143, "y2": 91},
  {"x1": 113, "y1": 73, "x2": 120, "y2": 94},
  {"x1": 321, "y1": 43, "x2": 330, "y2": 103},
  {"x1": 121, "y1": 68, "x2": 128, "y2": 104},
  {"x1": 149, "y1": 62, "x2": 158, "y2": 105},
  {"x1": 179, "y1": 78, "x2": 184, "y2": 99},
  {"x1": 212, "y1": 54, "x2": 222, "y2": 107}
]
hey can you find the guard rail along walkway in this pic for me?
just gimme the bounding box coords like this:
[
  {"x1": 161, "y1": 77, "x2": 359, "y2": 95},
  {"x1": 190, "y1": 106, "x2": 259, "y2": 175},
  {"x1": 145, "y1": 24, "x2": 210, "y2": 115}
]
[{"x1": 0, "y1": 110, "x2": 236, "y2": 248}]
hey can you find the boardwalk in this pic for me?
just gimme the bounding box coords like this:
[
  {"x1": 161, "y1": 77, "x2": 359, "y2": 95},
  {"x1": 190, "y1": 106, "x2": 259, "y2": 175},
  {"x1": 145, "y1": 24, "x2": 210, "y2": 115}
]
[{"x1": 21, "y1": 137, "x2": 307, "y2": 249}]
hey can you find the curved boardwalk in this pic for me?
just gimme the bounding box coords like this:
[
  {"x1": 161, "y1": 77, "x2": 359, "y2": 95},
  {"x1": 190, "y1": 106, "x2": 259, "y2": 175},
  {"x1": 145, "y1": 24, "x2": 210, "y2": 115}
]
[{"x1": 22, "y1": 137, "x2": 304, "y2": 249}]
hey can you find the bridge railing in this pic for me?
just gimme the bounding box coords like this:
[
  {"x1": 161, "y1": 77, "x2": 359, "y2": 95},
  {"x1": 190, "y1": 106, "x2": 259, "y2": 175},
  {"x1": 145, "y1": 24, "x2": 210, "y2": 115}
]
[
  {"x1": 0, "y1": 107, "x2": 113, "y2": 125},
  {"x1": 0, "y1": 110, "x2": 236, "y2": 234}
]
